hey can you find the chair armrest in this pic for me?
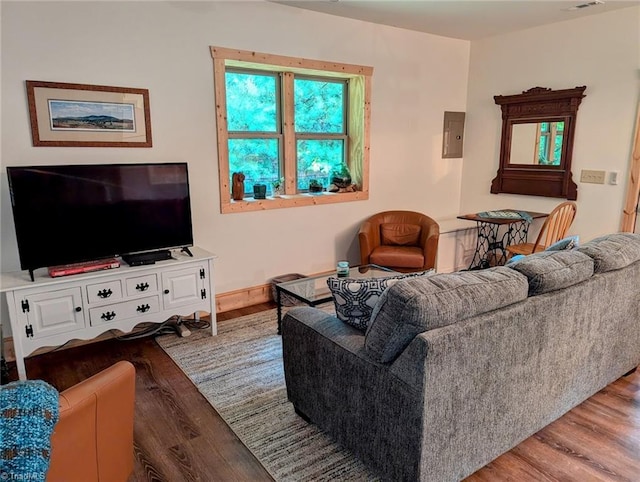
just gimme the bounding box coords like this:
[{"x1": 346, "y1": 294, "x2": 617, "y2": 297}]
[
  {"x1": 48, "y1": 361, "x2": 135, "y2": 482},
  {"x1": 419, "y1": 219, "x2": 440, "y2": 270},
  {"x1": 358, "y1": 220, "x2": 380, "y2": 265}
]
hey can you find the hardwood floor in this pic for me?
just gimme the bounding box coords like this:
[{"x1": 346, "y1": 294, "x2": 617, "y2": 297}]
[
  {"x1": 7, "y1": 303, "x2": 277, "y2": 482},
  {"x1": 6, "y1": 302, "x2": 640, "y2": 481},
  {"x1": 468, "y1": 371, "x2": 640, "y2": 481}
]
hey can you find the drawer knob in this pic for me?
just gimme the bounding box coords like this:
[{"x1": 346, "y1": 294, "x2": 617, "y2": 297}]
[
  {"x1": 136, "y1": 304, "x2": 150, "y2": 313},
  {"x1": 164, "y1": 289, "x2": 170, "y2": 295},
  {"x1": 75, "y1": 306, "x2": 82, "y2": 312},
  {"x1": 101, "y1": 311, "x2": 116, "y2": 321},
  {"x1": 136, "y1": 282, "x2": 150, "y2": 292},
  {"x1": 97, "y1": 288, "x2": 113, "y2": 299}
]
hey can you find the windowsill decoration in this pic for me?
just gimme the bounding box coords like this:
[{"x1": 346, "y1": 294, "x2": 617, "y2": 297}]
[
  {"x1": 308, "y1": 179, "x2": 324, "y2": 193},
  {"x1": 253, "y1": 184, "x2": 267, "y2": 199}
]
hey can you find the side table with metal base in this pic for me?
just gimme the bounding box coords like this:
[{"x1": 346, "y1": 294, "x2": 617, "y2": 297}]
[{"x1": 457, "y1": 210, "x2": 548, "y2": 270}]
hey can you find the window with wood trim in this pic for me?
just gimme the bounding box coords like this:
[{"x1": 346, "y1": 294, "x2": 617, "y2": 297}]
[{"x1": 211, "y1": 47, "x2": 372, "y2": 213}]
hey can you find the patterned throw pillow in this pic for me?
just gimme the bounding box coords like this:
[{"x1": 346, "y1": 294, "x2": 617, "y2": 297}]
[
  {"x1": 0, "y1": 380, "x2": 59, "y2": 481},
  {"x1": 327, "y1": 271, "x2": 434, "y2": 331}
]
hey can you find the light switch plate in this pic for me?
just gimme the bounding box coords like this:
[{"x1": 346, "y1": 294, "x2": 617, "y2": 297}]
[{"x1": 580, "y1": 169, "x2": 606, "y2": 184}]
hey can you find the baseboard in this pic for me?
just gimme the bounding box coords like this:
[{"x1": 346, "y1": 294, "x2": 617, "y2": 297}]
[
  {"x1": 214, "y1": 269, "x2": 333, "y2": 313},
  {"x1": 215, "y1": 283, "x2": 273, "y2": 313}
]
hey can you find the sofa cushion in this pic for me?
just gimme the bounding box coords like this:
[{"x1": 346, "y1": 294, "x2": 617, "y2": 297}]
[
  {"x1": 380, "y1": 223, "x2": 421, "y2": 246},
  {"x1": 365, "y1": 267, "x2": 528, "y2": 363},
  {"x1": 507, "y1": 250, "x2": 594, "y2": 296},
  {"x1": 327, "y1": 270, "x2": 434, "y2": 331},
  {"x1": 370, "y1": 246, "x2": 424, "y2": 269},
  {"x1": 577, "y1": 233, "x2": 640, "y2": 273}
]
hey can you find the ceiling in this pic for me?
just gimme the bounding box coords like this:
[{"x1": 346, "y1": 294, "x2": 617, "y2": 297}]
[{"x1": 274, "y1": 1, "x2": 640, "y2": 40}]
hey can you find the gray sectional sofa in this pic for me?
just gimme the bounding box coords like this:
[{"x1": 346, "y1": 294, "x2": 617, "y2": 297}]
[{"x1": 282, "y1": 233, "x2": 640, "y2": 481}]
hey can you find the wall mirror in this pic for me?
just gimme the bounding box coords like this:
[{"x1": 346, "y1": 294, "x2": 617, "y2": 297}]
[
  {"x1": 491, "y1": 86, "x2": 586, "y2": 200},
  {"x1": 510, "y1": 121, "x2": 565, "y2": 166}
]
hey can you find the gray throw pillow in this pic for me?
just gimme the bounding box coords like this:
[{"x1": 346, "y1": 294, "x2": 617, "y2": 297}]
[
  {"x1": 507, "y1": 250, "x2": 594, "y2": 296},
  {"x1": 327, "y1": 270, "x2": 434, "y2": 331}
]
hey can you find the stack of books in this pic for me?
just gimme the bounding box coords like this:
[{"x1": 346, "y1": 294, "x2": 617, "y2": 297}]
[{"x1": 48, "y1": 258, "x2": 121, "y2": 278}]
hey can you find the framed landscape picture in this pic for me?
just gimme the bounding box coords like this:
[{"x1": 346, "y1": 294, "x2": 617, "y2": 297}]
[{"x1": 26, "y1": 80, "x2": 152, "y2": 147}]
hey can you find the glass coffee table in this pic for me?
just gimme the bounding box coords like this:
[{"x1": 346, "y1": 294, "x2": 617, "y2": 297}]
[{"x1": 275, "y1": 264, "x2": 396, "y2": 334}]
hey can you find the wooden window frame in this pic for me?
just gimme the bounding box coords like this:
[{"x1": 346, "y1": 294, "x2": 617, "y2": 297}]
[
  {"x1": 211, "y1": 46, "x2": 373, "y2": 213},
  {"x1": 621, "y1": 99, "x2": 640, "y2": 232}
]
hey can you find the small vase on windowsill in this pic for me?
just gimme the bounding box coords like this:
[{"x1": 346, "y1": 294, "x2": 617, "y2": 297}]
[
  {"x1": 253, "y1": 184, "x2": 267, "y2": 200},
  {"x1": 308, "y1": 179, "x2": 324, "y2": 194},
  {"x1": 272, "y1": 178, "x2": 284, "y2": 198}
]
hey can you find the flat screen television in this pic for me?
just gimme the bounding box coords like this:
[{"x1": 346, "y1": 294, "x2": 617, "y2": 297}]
[{"x1": 7, "y1": 162, "x2": 194, "y2": 279}]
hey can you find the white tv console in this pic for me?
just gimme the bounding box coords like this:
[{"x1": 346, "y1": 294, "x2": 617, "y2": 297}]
[{"x1": 0, "y1": 247, "x2": 217, "y2": 380}]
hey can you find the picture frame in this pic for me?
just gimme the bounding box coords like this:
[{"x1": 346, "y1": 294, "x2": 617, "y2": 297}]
[{"x1": 26, "y1": 80, "x2": 152, "y2": 147}]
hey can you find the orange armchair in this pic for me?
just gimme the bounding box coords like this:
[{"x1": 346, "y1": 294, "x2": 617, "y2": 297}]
[
  {"x1": 358, "y1": 210, "x2": 440, "y2": 272},
  {"x1": 47, "y1": 361, "x2": 136, "y2": 482}
]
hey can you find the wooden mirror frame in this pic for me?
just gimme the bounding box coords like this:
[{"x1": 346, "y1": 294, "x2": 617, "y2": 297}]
[{"x1": 491, "y1": 86, "x2": 586, "y2": 200}]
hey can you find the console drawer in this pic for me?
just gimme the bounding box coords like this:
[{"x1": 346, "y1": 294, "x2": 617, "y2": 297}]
[
  {"x1": 89, "y1": 295, "x2": 160, "y2": 325},
  {"x1": 86, "y1": 279, "x2": 123, "y2": 304},
  {"x1": 125, "y1": 274, "x2": 158, "y2": 296}
]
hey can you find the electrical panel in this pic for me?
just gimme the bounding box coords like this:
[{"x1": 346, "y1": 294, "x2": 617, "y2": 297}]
[{"x1": 442, "y1": 111, "x2": 466, "y2": 159}]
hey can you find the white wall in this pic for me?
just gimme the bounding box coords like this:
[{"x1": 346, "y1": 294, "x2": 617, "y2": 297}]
[
  {"x1": 461, "y1": 6, "x2": 640, "y2": 243},
  {"x1": 1, "y1": 1, "x2": 470, "y2": 295}
]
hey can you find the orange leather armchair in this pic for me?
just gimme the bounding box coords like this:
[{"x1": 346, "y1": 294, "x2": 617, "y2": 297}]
[
  {"x1": 358, "y1": 210, "x2": 440, "y2": 272},
  {"x1": 47, "y1": 361, "x2": 136, "y2": 482}
]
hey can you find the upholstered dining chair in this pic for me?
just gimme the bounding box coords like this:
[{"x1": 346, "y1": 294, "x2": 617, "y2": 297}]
[
  {"x1": 506, "y1": 201, "x2": 577, "y2": 256},
  {"x1": 358, "y1": 210, "x2": 440, "y2": 272}
]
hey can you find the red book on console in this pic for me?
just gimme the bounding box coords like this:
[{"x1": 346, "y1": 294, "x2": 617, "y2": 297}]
[{"x1": 48, "y1": 258, "x2": 121, "y2": 278}]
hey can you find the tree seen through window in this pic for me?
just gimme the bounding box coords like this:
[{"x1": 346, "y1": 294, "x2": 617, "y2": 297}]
[
  {"x1": 537, "y1": 121, "x2": 564, "y2": 165},
  {"x1": 226, "y1": 71, "x2": 348, "y2": 195}
]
